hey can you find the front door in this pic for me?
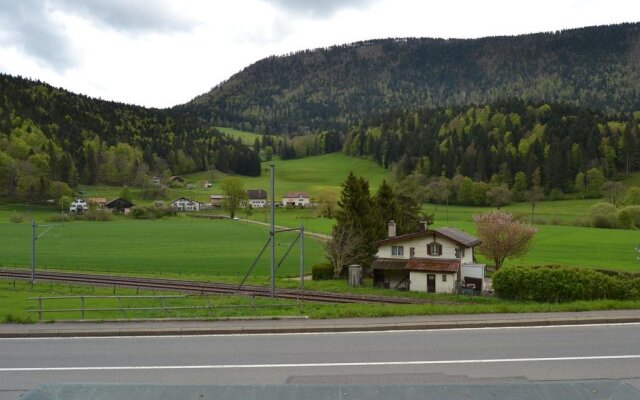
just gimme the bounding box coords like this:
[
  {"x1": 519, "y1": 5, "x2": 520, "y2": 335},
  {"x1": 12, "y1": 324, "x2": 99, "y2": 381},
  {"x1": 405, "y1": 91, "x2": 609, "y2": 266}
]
[{"x1": 427, "y1": 274, "x2": 436, "y2": 293}]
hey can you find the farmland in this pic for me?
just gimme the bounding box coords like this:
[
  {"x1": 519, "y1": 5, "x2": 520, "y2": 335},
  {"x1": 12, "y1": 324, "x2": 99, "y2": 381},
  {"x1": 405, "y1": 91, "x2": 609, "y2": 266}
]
[{"x1": 0, "y1": 217, "x2": 324, "y2": 278}]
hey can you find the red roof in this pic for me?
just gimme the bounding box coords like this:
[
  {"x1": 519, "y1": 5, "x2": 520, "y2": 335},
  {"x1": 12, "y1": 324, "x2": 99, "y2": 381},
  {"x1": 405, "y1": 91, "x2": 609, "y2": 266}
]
[{"x1": 406, "y1": 258, "x2": 460, "y2": 273}]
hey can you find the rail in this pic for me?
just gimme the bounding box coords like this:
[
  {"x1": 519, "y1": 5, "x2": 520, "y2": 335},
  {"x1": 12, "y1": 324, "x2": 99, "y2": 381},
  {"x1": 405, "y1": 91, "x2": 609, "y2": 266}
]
[{"x1": 27, "y1": 295, "x2": 302, "y2": 320}]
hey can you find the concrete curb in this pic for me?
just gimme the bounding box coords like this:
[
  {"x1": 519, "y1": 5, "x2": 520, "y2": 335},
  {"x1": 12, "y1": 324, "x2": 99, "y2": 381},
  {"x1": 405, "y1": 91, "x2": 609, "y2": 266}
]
[{"x1": 2, "y1": 315, "x2": 640, "y2": 338}]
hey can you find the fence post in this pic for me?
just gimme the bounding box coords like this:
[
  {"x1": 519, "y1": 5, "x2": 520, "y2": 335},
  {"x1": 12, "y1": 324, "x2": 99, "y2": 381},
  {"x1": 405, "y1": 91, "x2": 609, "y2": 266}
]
[
  {"x1": 80, "y1": 296, "x2": 85, "y2": 319},
  {"x1": 37, "y1": 298, "x2": 42, "y2": 321}
]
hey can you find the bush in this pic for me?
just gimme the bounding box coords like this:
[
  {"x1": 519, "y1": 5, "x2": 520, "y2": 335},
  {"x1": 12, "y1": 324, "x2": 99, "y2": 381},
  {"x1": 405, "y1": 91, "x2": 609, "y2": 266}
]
[
  {"x1": 589, "y1": 202, "x2": 618, "y2": 228},
  {"x1": 9, "y1": 212, "x2": 24, "y2": 223},
  {"x1": 493, "y1": 265, "x2": 640, "y2": 302},
  {"x1": 312, "y1": 263, "x2": 334, "y2": 281},
  {"x1": 548, "y1": 188, "x2": 565, "y2": 200},
  {"x1": 79, "y1": 209, "x2": 114, "y2": 221},
  {"x1": 130, "y1": 205, "x2": 176, "y2": 220},
  {"x1": 617, "y1": 206, "x2": 640, "y2": 229}
]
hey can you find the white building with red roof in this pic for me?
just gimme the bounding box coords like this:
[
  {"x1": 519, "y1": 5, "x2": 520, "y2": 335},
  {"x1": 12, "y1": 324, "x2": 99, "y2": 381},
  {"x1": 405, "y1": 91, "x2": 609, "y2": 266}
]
[{"x1": 372, "y1": 221, "x2": 485, "y2": 294}]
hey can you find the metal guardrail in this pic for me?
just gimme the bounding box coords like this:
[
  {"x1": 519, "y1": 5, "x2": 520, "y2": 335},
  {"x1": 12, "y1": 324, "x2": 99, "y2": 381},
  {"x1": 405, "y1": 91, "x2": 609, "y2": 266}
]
[{"x1": 27, "y1": 295, "x2": 302, "y2": 320}]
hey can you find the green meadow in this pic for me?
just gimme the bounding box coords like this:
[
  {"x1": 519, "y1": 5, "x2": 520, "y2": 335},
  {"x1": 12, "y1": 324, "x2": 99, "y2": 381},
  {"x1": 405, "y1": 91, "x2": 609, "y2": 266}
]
[
  {"x1": 186, "y1": 152, "x2": 390, "y2": 198},
  {"x1": 0, "y1": 217, "x2": 324, "y2": 278},
  {"x1": 216, "y1": 126, "x2": 284, "y2": 146}
]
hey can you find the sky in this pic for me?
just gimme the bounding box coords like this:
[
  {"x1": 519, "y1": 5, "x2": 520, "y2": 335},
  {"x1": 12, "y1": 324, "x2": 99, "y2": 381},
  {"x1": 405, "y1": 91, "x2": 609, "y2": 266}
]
[{"x1": 0, "y1": 0, "x2": 638, "y2": 109}]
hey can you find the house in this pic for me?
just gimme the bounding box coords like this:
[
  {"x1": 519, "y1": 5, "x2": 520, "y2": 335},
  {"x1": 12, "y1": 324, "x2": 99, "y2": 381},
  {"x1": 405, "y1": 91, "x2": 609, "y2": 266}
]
[
  {"x1": 210, "y1": 194, "x2": 226, "y2": 208},
  {"x1": 87, "y1": 198, "x2": 107, "y2": 208},
  {"x1": 246, "y1": 189, "x2": 268, "y2": 208},
  {"x1": 69, "y1": 199, "x2": 88, "y2": 213},
  {"x1": 371, "y1": 221, "x2": 485, "y2": 294},
  {"x1": 105, "y1": 197, "x2": 135, "y2": 214},
  {"x1": 171, "y1": 197, "x2": 201, "y2": 212},
  {"x1": 282, "y1": 192, "x2": 310, "y2": 207}
]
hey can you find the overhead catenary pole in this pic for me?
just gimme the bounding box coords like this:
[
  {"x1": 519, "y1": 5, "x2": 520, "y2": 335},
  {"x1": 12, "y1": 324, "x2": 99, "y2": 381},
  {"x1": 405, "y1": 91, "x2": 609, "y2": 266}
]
[
  {"x1": 300, "y1": 224, "x2": 305, "y2": 289},
  {"x1": 31, "y1": 219, "x2": 36, "y2": 287},
  {"x1": 270, "y1": 162, "x2": 275, "y2": 298}
]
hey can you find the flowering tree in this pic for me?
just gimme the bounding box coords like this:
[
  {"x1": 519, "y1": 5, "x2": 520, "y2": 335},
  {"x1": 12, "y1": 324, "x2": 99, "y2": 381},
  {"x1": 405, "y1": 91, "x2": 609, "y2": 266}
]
[{"x1": 473, "y1": 210, "x2": 537, "y2": 270}]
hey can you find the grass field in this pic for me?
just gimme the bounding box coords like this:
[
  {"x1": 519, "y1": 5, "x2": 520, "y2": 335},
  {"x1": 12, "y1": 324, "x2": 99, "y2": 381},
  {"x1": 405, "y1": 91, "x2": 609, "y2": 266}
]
[
  {"x1": 185, "y1": 152, "x2": 391, "y2": 198},
  {"x1": 0, "y1": 217, "x2": 325, "y2": 278}
]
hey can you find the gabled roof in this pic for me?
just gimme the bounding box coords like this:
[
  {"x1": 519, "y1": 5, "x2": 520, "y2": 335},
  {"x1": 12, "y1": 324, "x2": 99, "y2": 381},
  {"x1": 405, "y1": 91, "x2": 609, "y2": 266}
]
[
  {"x1": 247, "y1": 189, "x2": 267, "y2": 200},
  {"x1": 105, "y1": 197, "x2": 134, "y2": 208},
  {"x1": 283, "y1": 192, "x2": 309, "y2": 198},
  {"x1": 374, "y1": 227, "x2": 481, "y2": 247},
  {"x1": 371, "y1": 258, "x2": 461, "y2": 273},
  {"x1": 172, "y1": 197, "x2": 198, "y2": 204}
]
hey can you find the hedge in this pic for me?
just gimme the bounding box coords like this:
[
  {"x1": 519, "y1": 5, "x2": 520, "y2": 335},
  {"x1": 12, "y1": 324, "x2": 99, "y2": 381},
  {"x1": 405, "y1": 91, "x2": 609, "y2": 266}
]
[
  {"x1": 312, "y1": 263, "x2": 334, "y2": 280},
  {"x1": 492, "y1": 265, "x2": 640, "y2": 302}
]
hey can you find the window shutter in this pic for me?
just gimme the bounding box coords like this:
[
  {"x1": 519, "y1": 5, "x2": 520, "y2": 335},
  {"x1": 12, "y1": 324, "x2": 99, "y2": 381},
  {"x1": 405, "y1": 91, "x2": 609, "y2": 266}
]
[
  {"x1": 437, "y1": 243, "x2": 442, "y2": 256},
  {"x1": 427, "y1": 244, "x2": 432, "y2": 256}
]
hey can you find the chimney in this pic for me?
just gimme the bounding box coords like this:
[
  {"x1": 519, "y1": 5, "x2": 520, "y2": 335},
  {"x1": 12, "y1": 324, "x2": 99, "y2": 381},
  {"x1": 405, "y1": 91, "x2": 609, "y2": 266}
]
[
  {"x1": 388, "y1": 220, "x2": 396, "y2": 238},
  {"x1": 420, "y1": 220, "x2": 428, "y2": 232}
]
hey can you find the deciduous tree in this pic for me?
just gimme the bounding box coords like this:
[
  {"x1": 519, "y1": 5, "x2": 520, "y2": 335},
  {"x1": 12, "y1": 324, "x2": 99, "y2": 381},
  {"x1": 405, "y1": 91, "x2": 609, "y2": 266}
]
[
  {"x1": 473, "y1": 210, "x2": 537, "y2": 270},
  {"x1": 220, "y1": 177, "x2": 247, "y2": 219}
]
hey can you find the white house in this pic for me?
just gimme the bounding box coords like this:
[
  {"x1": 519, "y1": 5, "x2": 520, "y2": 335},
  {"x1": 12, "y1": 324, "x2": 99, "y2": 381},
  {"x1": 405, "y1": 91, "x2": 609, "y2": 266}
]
[
  {"x1": 246, "y1": 189, "x2": 268, "y2": 208},
  {"x1": 171, "y1": 197, "x2": 201, "y2": 212},
  {"x1": 371, "y1": 221, "x2": 485, "y2": 294},
  {"x1": 282, "y1": 192, "x2": 310, "y2": 207},
  {"x1": 69, "y1": 199, "x2": 88, "y2": 213}
]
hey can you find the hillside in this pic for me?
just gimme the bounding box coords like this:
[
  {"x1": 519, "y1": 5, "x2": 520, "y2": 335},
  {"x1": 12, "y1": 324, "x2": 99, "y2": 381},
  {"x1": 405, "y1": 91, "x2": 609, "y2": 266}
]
[
  {"x1": 0, "y1": 74, "x2": 260, "y2": 201},
  {"x1": 179, "y1": 23, "x2": 640, "y2": 134}
]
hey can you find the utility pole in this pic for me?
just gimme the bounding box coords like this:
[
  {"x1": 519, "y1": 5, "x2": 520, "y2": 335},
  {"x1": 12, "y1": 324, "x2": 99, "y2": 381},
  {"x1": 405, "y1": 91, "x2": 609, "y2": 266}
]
[
  {"x1": 270, "y1": 162, "x2": 275, "y2": 298},
  {"x1": 300, "y1": 224, "x2": 305, "y2": 289},
  {"x1": 31, "y1": 219, "x2": 36, "y2": 287}
]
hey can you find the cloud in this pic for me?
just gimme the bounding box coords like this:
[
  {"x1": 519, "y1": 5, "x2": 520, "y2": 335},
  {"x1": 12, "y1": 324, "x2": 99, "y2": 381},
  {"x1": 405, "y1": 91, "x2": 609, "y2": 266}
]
[
  {"x1": 0, "y1": 0, "x2": 195, "y2": 72},
  {"x1": 54, "y1": 0, "x2": 194, "y2": 33},
  {"x1": 266, "y1": 0, "x2": 378, "y2": 17},
  {"x1": 0, "y1": 0, "x2": 74, "y2": 69}
]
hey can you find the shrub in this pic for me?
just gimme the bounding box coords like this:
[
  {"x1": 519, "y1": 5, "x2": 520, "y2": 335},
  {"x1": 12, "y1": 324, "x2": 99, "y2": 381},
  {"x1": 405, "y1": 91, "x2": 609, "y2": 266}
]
[
  {"x1": 589, "y1": 202, "x2": 618, "y2": 228},
  {"x1": 130, "y1": 206, "x2": 148, "y2": 219},
  {"x1": 617, "y1": 206, "x2": 640, "y2": 229},
  {"x1": 312, "y1": 263, "x2": 334, "y2": 281},
  {"x1": 493, "y1": 265, "x2": 640, "y2": 302},
  {"x1": 548, "y1": 188, "x2": 565, "y2": 200},
  {"x1": 9, "y1": 212, "x2": 24, "y2": 223},
  {"x1": 80, "y1": 209, "x2": 114, "y2": 221}
]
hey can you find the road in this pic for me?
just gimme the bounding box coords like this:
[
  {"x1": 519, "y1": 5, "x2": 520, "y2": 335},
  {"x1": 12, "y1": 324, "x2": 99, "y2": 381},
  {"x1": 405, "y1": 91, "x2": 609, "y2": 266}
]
[{"x1": 2, "y1": 323, "x2": 640, "y2": 399}]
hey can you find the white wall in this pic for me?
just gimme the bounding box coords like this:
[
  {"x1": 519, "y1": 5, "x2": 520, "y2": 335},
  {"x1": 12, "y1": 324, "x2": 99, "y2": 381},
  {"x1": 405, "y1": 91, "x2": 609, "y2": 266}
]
[
  {"x1": 376, "y1": 234, "x2": 472, "y2": 261},
  {"x1": 409, "y1": 271, "x2": 456, "y2": 293}
]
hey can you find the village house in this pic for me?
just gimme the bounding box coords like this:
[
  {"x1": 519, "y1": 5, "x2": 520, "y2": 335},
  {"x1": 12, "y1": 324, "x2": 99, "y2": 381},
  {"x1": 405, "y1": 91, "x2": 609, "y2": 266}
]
[
  {"x1": 371, "y1": 221, "x2": 486, "y2": 294},
  {"x1": 69, "y1": 199, "x2": 88, "y2": 213},
  {"x1": 171, "y1": 197, "x2": 201, "y2": 211},
  {"x1": 246, "y1": 189, "x2": 268, "y2": 208},
  {"x1": 105, "y1": 197, "x2": 135, "y2": 214},
  {"x1": 282, "y1": 192, "x2": 310, "y2": 207}
]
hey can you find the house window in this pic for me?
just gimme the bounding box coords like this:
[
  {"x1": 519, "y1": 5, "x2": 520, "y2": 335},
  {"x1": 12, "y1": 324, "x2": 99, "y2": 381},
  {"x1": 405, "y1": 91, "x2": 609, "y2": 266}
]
[
  {"x1": 391, "y1": 245, "x2": 404, "y2": 256},
  {"x1": 427, "y1": 242, "x2": 442, "y2": 256},
  {"x1": 455, "y1": 248, "x2": 465, "y2": 258},
  {"x1": 442, "y1": 274, "x2": 447, "y2": 282}
]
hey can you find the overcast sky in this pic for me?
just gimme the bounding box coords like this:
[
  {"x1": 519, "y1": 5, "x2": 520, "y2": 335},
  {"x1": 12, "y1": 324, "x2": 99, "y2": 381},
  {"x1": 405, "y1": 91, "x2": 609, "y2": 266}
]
[{"x1": 0, "y1": 0, "x2": 637, "y2": 108}]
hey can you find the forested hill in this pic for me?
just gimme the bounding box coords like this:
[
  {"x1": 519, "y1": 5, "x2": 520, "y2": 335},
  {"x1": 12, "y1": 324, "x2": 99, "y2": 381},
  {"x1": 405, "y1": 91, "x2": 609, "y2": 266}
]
[
  {"x1": 0, "y1": 74, "x2": 260, "y2": 201},
  {"x1": 179, "y1": 23, "x2": 640, "y2": 135},
  {"x1": 345, "y1": 99, "x2": 639, "y2": 194}
]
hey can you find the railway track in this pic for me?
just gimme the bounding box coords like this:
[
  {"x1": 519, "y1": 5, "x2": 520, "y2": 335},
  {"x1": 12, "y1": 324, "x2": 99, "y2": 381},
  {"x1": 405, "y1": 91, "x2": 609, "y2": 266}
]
[{"x1": 0, "y1": 269, "x2": 442, "y2": 305}]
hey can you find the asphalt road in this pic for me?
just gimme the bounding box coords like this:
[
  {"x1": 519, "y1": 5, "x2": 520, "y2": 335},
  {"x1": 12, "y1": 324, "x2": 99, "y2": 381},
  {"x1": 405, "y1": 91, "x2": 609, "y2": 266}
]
[{"x1": 2, "y1": 323, "x2": 640, "y2": 399}]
